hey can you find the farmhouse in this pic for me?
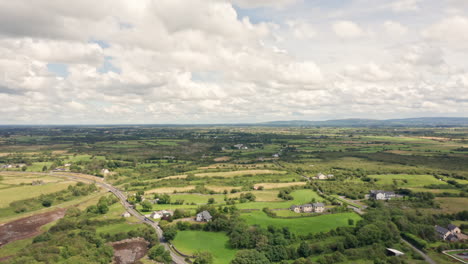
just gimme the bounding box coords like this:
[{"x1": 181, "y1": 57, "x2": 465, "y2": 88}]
[
  {"x1": 148, "y1": 211, "x2": 163, "y2": 219},
  {"x1": 196, "y1": 210, "x2": 212, "y2": 222},
  {"x1": 233, "y1": 144, "x2": 248, "y2": 150},
  {"x1": 313, "y1": 202, "x2": 325, "y2": 213},
  {"x1": 312, "y1": 173, "x2": 334, "y2": 180},
  {"x1": 435, "y1": 224, "x2": 467, "y2": 242},
  {"x1": 290, "y1": 203, "x2": 325, "y2": 213},
  {"x1": 369, "y1": 190, "x2": 397, "y2": 200}
]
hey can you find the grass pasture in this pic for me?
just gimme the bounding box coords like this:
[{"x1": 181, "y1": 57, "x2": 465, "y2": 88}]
[
  {"x1": 435, "y1": 197, "x2": 468, "y2": 213},
  {"x1": 0, "y1": 174, "x2": 65, "y2": 185},
  {"x1": 0, "y1": 181, "x2": 74, "y2": 208},
  {"x1": 367, "y1": 174, "x2": 446, "y2": 187},
  {"x1": 172, "y1": 231, "x2": 237, "y2": 264},
  {"x1": 194, "y1": 169, "x2": 286, "y2": 178},
  {"x1": 146, "y1": 186, "x2": 196, "y2": 194},
  {"x1": 253, "y1": 181, "x2": 307, "y2": 189},
  {"x1": 96, "y1": 222, "x2": 142, "y2": 235},
  {"x1": 236, "y1": 189, "x2": 323, "y2": 210},
  {"x1": 240, "y1": 211, "x2": 361, "y2": 234}
]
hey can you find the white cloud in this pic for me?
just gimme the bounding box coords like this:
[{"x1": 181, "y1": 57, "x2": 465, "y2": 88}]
[
  {"x1": 384, "y1": 21, "x2": 408, "y2": 36},
  {"x1": 230, "y1": 0, "x2": 299, "y2": 9},
  {"x1": 390, "y1": 0, "x2": 422, "y2": 12},
  {"x1": 332, "y1": 21, "x2": 364, "y2": 38},
  {"x1": 0, "y1": 0, "x2": 467, "y2": 124},
  {"x1": 422, "y1": 16, "x2": 468, "y2": 51},
  {"x1": 286, "y1": 20, "x2": 317, "y2": 39}
]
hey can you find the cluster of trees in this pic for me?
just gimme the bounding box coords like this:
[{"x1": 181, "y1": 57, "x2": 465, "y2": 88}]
[
  {"x1": 163, "y1": 203, "x2": 459, "y2": 264},
  {"x1": 148, "y1": 245, "x2": 172, "y2": 263},
  {"x1": 278, "y1": 189, "x2": 294, "y2": 200},
  {"x1": 86, "y1": 196, "x2": 118, "y2": 215}
]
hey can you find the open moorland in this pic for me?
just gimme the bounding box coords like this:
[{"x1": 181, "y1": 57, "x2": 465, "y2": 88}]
[{"x1": 0, "y1": 126, "x2": 467, "y2": 263}]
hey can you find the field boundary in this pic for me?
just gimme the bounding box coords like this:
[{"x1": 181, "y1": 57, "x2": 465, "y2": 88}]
[{"x1": 442, "y1": 249, "x2": 468, "y2": 264}]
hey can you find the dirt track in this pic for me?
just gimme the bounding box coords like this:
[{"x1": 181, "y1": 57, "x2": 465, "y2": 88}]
[
  {"x1": 111, "y1": 237, "x2": 149, "y2": 264},
  {"x1": 0, "y1": 208, "x2": 66, "y2": 247}
]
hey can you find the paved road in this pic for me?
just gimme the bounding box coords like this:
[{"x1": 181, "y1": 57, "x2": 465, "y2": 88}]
[
  {"x1": 401, "y1": 239, "x2": 436, "y2": 264},
  {"x1": 49, "y1": 172, "x2": 188, "y2": 264}
]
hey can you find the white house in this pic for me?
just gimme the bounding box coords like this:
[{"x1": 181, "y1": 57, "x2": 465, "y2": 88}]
[
  {"x1": 149, "y1": 211, "x2": 162, "y2": 219},
  {"x1": 369, "y1": 190, "x2": 397, "y2": 200},
  {"x1": 196, "y1": 210, "x2": 212, "y2": 222},
  {"x1": 290, "y1": 203, "x2": 325, "y2": 213}
]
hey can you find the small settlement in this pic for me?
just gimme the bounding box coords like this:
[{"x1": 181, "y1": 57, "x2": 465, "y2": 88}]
[
  {"x1": 290, "y1": 203, "x2": 325, "y2": 213},
  {"x1": 434, "y1": 224, "x2": 467, "y2": 242}
]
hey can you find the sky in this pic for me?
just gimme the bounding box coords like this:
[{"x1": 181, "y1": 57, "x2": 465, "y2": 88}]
[{"x1": 0, "y1": 0, "x2": 467, "y2": 124}]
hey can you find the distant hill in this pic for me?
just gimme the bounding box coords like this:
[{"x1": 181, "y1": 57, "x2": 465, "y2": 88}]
[{"x1": 258, "y1": 117, "x2": 468, "y2": 127}]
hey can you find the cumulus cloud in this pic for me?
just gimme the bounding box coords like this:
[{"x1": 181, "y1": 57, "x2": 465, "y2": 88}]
[
  {"x1": 286, "y1": 20, "x2": 317, "y2": 39},
  {"x1": 390, "y1": 0, "x2": 422, "y2": 12},
  {"x1": 422, "y1": 16, "x2": 468, "y2": 51},
  {"x1": 230, "y1": 0, "x2": 299, "y2": 9},
  {"x1": 384, "y1": 21, "x2": 408, "y2": 37},
  {"x1": 332, "y1": 21, "x2": 364, "y2": 38},
  {"x1": 0, "y1": 0, "x2": 466, "y2": 124}
]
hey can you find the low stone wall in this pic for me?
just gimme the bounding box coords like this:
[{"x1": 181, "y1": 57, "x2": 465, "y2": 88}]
[{"x1": 169, "y1": 242, "x2": 195, "y2": 259}]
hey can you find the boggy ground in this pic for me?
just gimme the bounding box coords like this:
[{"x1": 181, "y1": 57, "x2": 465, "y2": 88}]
[
  {"x1": 0, "y1": 208, "x2": 65, "y2": 247},
  {"x1": 111, "y1": 237, "x2": 149, "y2": 264}
]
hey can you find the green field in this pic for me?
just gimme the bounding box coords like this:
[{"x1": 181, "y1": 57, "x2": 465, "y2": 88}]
[
  {"x1": 240, "y1": 211, "x2": 361, "y2": 234},
  {"x1": 367, "y1": 174, "x2": 446, "y2": 187},
  {"x1": 146, "y1": 189, "x2": 323, "y2": 211},
  {"x1": 172, "y1": 231, "x2": 237, "y2": 264},
  {"x1": 0, "y1": 181, "x2": 73, "y2": 208},
  {"x1": 95, "y1": 222, "x2": 143, "y2": 234},
  {"x1": 236, "y1": 189, "x2": 323, "y2": 210},
  {"x1": 195, "y1": 169, "x2": 286, "y2": 178}
]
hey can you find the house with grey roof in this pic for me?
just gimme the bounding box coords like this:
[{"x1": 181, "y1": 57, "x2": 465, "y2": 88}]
[
  {"x1": 369, "y1": 190, "x2": 397, "y2": 200},
  {"x1": 196, "y1": 210, "x2": 212, "y2": 222},
  {"x1": 435, "y1": 224, "x2": 467, "y2": 242},
  {"x1": 313, "y1": 202, "x2": 325, "y2": 213},
  {"x1": 290, "y1": 203, "x2": 325, "y2": 213}
]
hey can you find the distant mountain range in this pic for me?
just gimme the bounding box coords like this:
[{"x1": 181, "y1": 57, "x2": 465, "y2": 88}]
[
  {"x1": 1, "y1": 117, "x2": 467, "y2": 127},
  {"x1": 258, "y1": 117, "x2": 468, "y2": 127}
]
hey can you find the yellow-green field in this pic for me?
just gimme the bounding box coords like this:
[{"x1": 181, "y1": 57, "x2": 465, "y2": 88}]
[
  {"x1": 253, "y1": 181, "x2": 307, "y2": 189},
  {"x1": 435, "y1": 197, "x2": 468, "y2": 213},
  {"x1": 194, "y1": 169, "x2": 286, "y2": 178},
  {"x1": 0, "y1": 181, "x2": 74, "y2": 208}
]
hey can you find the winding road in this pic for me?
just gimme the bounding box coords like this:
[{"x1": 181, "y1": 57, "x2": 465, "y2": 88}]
[
  {"x1": 49, "y1": 172, "x2": 188, "y2": 264},
  {"x1": 4, "y1": 170, "x2": 439, "y2": 264}
]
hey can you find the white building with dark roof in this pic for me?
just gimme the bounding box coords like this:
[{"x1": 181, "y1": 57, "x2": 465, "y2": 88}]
[
  {"x1": 196, "y1": 210, "x2": 212, "y2": 222},
  {"x1": 369, "y1": 190, "x2": 397, "y2": 200}
]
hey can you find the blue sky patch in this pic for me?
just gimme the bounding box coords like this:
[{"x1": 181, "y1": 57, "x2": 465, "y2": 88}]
[
  {"x1": 98, "y1": 56, "x2": 121, "y2": 74},
  {"x1": 47, "y1": 63, "x2": 69, "y2": 78}
]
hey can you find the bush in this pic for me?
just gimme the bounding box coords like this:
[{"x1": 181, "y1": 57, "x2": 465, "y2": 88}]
[
  {"x1": 193, "y1": 251, "x2": 213, "y2": 264},
  {"x1": 148, "y1": 245, "x2": 172, "y2": 264}
]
